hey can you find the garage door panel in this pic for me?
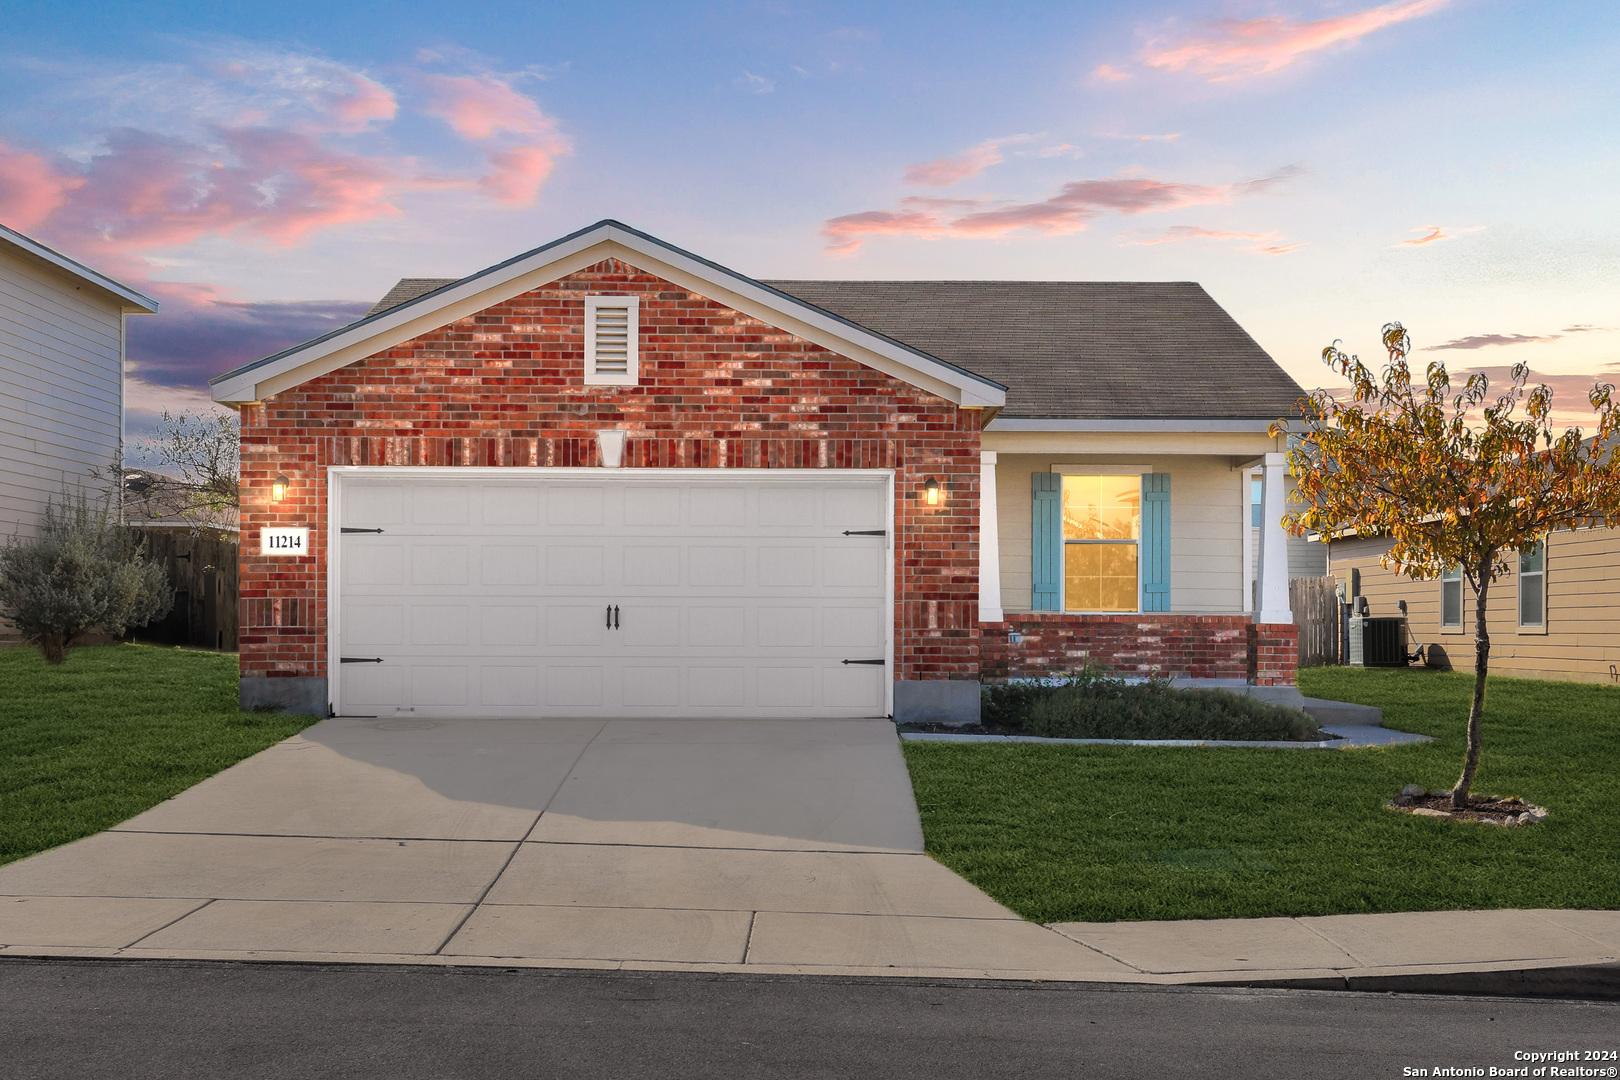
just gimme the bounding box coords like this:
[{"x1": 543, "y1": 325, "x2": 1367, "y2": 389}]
[
  {"x1": 481, "y1": 545, "x2": 540, "y2": 586},
  {"x1": 411, "y1": 605, "x2": 469, "y2": 646},
  {"x1": 412, "y1": 486, "x2": 470, "y2": 526},
  {"x1": 481, "y1": 484, "x2": 539, "y2": 525},
  {"x1": 482, "y1": 605, "x2": 540, "y2": 646},
  {"x1": 546, "y1": 605, "x2": 610, "y2": 647},
  {"x1": 345, "y1": 483, "x2": 406, "y2": 525},
  {"x1": 337, "y1": 474, "x2": 890, "y2": 718},
  {"x1": 344, "y1": 543, "x2": 405, "y2": 587},
  {"x1": 757, "y1": 667, "x2": 815, "y2": 709},
  {"x1": 546, "y1": 665, "x2": 603, "y2": 707},
  {"x1": 823, "y1": 546, "x2": 885, "y2": 589},
  {"x1": 411, "y1": 665, "x2": 468, "y2": 706},
  {"x1": 622, "y1": 665, "x2": 682, "y2": 707},
  {"x1": 620, "y1": 605, "x2": 682, "y2": 648},
  {"x1": 411, "y1": 546, "x2": 468, "y2": 585},
  {"x1": 548, "y1": 486, "x2": 604, "y2": 526},
  {"x1": 756, "y1": 606, "x2": 814, "y2": 648},
  {"x1": 480, "y1": 666, "x2": 540, "y2": 707},
  {"x1": 622, "y1": 545, "x2": 680, "y2": 587},
  {"x1": 757, "y1": 546, "x2": 815, "y2": 588},
  {"x1": 345, "y1": 602, "x2": 405, "y2": 646}
]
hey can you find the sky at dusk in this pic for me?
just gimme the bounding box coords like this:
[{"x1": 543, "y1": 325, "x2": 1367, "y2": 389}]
[{"x1": 1, "y1": 0, "x2": 1615, "y2": 439}]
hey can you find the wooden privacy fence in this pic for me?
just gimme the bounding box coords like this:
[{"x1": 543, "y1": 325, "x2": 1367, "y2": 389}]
[
  {"x1": 129, "y1": 528, "x2": 239, "y2": 652},
  {"x1": 1291, "y1": 576, "x2": 1340, "y2": 668}
]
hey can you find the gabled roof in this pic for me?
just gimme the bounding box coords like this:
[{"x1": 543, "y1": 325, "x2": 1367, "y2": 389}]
[
  {"x1": 0, "y1": 223, "x2": 159, "y2": 314},
  {"x1": 210, "y1": 220, "x2": 1006, "y2": 408},
  {"x1": 761, "y1": 280, "x2": 1304, "y2": 423}
]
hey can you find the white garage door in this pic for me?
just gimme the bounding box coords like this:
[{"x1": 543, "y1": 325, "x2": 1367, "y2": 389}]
[{"x1": 332, "y1": 469, "x2": 892, "y2": 718}]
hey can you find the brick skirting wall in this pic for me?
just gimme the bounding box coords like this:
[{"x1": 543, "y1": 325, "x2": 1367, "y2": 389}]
[{"x1": 980, "y1": 614, "x2": 1298, "y2": 686}]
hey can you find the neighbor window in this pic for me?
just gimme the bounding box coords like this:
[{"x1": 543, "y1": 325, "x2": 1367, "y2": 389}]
[
  {"x1": 1440, "y1": 565, "x2": 1463, "y2": 630},
  {"x1": 1518, "y1": 542, "x2": 1546, "y2": 629},
  {"x1": 1062, "y1": 475, "x2": 1140, "y2": 612},
  {"x1": 1250, "y1": 476, "x2": 1263, "y2": 527}
]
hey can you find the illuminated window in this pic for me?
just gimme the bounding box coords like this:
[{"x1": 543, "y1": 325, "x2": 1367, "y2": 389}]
[{"x1": 1062, "y1": 475, "x2": 1140, "y2": 612}]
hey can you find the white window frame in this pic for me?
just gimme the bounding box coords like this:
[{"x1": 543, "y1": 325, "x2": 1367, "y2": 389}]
[
  {"x1": 584, "y1": 295, "x2": 639, "y2": 386},
  {"x1": 1517, "y1": 541, "x2": 1547, "y2": 634},
  {"x1": 1050, "y1": 464, "x2": 1152, "y2": 615},
  {"x1": 1440, "y1": 565, "x2": 1463, "y2": 632}
]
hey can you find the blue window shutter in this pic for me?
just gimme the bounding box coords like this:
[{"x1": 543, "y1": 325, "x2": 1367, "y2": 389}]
[
  {"x1": 1142, "y1": 473, "x2": 1171, "y2": 611},
  {"x1": 1031, "y1": 473, "x2": 1062, "y2": 611}
]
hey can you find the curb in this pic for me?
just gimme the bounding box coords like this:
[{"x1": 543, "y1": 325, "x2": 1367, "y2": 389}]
[{"x1": 1193, "y1": 961, "x2": 1620, "y2": 1001}]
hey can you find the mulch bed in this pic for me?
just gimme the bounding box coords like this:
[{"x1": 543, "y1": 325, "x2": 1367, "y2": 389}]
[
  {"x1": 1388, "y1": 789, "x2": 1548, "y2": 826},
  {"x1": 896, "y1": 720, "x2": 1341, "y2": 742}
]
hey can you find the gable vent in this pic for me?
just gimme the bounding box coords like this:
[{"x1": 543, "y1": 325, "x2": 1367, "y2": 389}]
[{"x1": 584, "y1": 295, "x2": 639, "y2": 385}]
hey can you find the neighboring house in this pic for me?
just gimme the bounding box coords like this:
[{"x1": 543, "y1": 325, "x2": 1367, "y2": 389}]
[
  {"x1": 209, "y1": 220, "x2": 1305, "y2": 720},
  {"x1": 1328, "y1": 527, "x2": 1617, "y2": 684},
  {"x1": 0, "y1": 222, "x2": 159, "y2": 641}
]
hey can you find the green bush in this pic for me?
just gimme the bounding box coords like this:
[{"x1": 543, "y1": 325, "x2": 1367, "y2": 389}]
[
  {"x1": 0, "y1": 488, "x2": 172, "y2": 665},
  {"x1": 1027, "y1": 679, "x2": 1323, "y2": 741}
]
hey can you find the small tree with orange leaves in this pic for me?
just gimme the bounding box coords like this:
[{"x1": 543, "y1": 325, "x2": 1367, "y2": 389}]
[{"x1": 1274, "y1": 323, "x2": 1620, "y2": 809}]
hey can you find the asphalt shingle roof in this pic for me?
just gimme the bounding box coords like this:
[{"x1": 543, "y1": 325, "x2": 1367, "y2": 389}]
[{"x1": 363, "y1": 276, "x2": 1305, "y2": 421}]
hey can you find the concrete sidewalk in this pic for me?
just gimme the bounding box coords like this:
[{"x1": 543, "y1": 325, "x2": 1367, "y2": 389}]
[{"x1": 0, "y1": 718, "x2": 1614, "y2": 992}]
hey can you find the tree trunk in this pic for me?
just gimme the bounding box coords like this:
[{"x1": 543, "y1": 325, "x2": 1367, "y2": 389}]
[
  {"x1": 39, "y1": 631, "x2": 67, "y2": 666},
  {"x1": 1454, "y1": 568, "x2": 1491, "y2": 808}
]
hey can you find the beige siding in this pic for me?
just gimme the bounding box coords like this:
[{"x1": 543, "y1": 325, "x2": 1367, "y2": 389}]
[
  {"x1": 0, "y1": 246, "x2": 124, "y2": 537},
  {"x1": 997, "y1": 454, "x2": 1245, "y2": 614},
  {"x1": 1328, "y1": 528, "x2": 1620, "y2": 684}
]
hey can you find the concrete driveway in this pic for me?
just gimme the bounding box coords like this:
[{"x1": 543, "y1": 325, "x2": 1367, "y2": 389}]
[{"x1": 0, "y1": 718, "x2": 1133, "y2": 979}]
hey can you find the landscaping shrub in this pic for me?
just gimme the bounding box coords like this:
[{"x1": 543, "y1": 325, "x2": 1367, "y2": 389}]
[
  {"x1": 1026, "y1": 679, "x2": 1323, "y2": 741},
  {"x1": 0, "y1": 488, "x2": 172, "y2": 664}
]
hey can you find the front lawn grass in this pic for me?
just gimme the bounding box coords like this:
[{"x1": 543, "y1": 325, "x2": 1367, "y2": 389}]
[
  {"x1": 903, "y1": 667, "x2": 1620, "y2": 923},
  {"x1": 0, "y1": 642, "x2": 317, "y2": 866}
]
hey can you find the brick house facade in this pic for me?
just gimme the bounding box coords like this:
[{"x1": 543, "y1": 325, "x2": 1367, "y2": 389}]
[{"x1": 215, "y1": 221, "x2": 1303, "y2": 719}]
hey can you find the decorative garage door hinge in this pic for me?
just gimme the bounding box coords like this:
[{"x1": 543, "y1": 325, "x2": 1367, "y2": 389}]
[
  {"x1": 842, "y1": 530, "x2": 886, "y2": 536},
  {"x1": 340, "y1": 657, "x2": 385, "y2": 664},
  {"x1": 841, "y1": 659, "x2": 885, "y2": 665},
  {"x1": 341, "y1": 527, "x2": 385, "y2": 534}
]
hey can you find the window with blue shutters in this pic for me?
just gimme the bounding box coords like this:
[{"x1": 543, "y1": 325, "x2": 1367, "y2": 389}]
[{"x1": 1033, "y1": 471, "x2": 1170, "y2": 613}]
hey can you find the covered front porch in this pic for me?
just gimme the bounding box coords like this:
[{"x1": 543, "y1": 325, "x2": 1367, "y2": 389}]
[{"x1": 977, "y1": 425, "x2": 1298, "y2": 686}]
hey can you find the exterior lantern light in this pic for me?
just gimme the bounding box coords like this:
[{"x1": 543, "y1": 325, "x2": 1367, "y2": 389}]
[
  {"x1": 272, "y1": 474, "x2": 290, "y2": 503},
  {"x1": 924, "y1": 477, "x2": 941, "y2": 506}
]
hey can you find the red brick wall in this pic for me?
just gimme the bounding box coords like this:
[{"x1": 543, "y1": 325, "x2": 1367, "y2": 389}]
[
  {"x1": 1247, "y1": 623, "x2": 1300, "y2": 686},
  {"x1": 239, "y1": 258, "x2": 981, "y2": 684},
  {"x1": 980, "y1": 614, "x2": 1261, "y2": 682}
]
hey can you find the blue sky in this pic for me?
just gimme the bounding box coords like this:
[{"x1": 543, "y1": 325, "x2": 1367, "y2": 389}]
[{"x1": 2, "y1": 0, "x2": 1615, "y2": 435}]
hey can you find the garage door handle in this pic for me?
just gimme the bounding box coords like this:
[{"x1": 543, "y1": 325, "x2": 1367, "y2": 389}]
[
  {"x1": 613, "y1": 605, "x2": 620, "y2": 629},
  {"x1": 605, "y1": 605, "x2": 620, "y2": 629},
  {"x1": 341, "y1": 657, "x2": 384, "y2": 664},
  {"x1": 341, "y1": 527, "x2": 385, "y2": 534},
  {"x1": 841, "y1": 659, "x2": 885, "y2": 665},
  {"x1": 842, "y1": 530, "x2": 886, "y2": 536}
]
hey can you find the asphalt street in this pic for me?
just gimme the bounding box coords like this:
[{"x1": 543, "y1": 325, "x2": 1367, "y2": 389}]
[{"x1": 2, "y1": 959, "x2": 1615, "y2": 1080}]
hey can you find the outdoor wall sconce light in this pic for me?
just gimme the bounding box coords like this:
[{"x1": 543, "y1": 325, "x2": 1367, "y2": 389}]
[
  {"x1": 271, "y1": 474, "x2": 290, "y2": 502},
  {"x1": 924, "y1": 477, "x2": 941, "y2": 506}
]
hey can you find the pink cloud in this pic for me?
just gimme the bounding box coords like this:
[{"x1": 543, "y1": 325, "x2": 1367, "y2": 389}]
[
  {"x1": 1142, "y1": 0, "x2": 1449, "y2": 82},
  {"x1": 1092, "y1": 63, "x2": 1131, "y2": 82},
  {"x1": 421, "y1": 74, "x2": 571, "y2": 207},
  {"x1": 823, "y1": 167, "x2": 1298, "y2": 255},
  {"x1": 1399, "y1": 223, "x2": 1486, "y2": 246},
  {"x1": 210, "y1": 53, "x2": 398, "y2": 135},
  {"x1": 1123, "y1": 224, "x2": 1305, "y2": 255},
  {"x1": 0, "y1": 143, "x2": 84, "y2": 230},
  {"x1": 903, "y1": 136, "x2": 1032, "y2": 187},
  {"x1": 423, "y1": 74, "x2": 557, "y2": 140}
]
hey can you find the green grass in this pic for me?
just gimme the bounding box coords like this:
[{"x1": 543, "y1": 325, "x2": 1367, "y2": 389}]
[
  {"x1": 0, "y1": 642, "x2": 317, "y2": 866},
  {"x1": 903, "y1": 666, "x2": 1620, "y2": 923}
]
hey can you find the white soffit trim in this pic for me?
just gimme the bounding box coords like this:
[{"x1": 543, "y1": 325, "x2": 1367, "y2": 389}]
[
  {"x1": 987, "y1": 418, "x2": 1279, "y2": 433},
  {"x1": 0, "y1": 223, "x2": 159, "y2": 314},
  {"x1": 210, "y1": 221, "x2": 1006, "y2": 407}
]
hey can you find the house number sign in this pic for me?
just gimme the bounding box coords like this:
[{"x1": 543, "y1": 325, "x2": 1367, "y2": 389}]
[{"x1": 260, "y1": 527, "x2": 311, "y2": 556}]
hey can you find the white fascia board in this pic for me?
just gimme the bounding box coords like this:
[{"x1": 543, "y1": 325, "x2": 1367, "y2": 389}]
[
  {"x1": 986, "y1": 417, "x2": 1279, "y2": 433},
  {"x1": 0, "y1": 223, "x2": 159, "y2": 313},
  {"x1": 211, "y1": 222, "x2": 1006, "y2": 408}
]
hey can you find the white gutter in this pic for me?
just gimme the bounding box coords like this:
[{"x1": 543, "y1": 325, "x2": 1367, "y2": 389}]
[{"x1": 986, "y1": 418, "x2": 1280, "y2": 433}]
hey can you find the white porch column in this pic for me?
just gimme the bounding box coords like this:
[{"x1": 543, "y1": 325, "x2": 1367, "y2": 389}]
[
  {"x1": 979, "y1": 450, "x2": 1003, "y2": 622},
  {"x1": 1255, "y1": 451, "x2": 1293, "y2": 624}
]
